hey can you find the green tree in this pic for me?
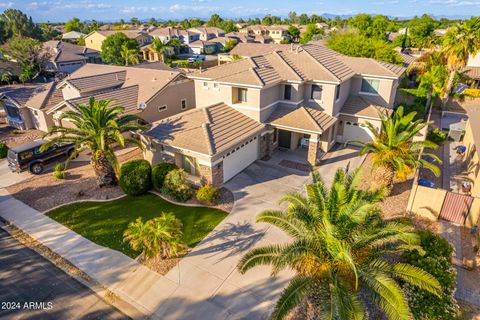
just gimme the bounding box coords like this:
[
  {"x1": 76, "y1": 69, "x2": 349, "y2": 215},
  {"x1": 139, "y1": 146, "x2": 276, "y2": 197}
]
[
  {"x1": 101, "y1": 32, "x2": 140, "y2": 65},
  {"x1": 408, "y1": 15, "x2": 438, "y2": 49},
  {"x1": 299, "y1": 24, "x2": 321, "y2": 44},
  {"x1": 152, "y1": 38, "x2": 172, "y2": 62},
  {"x1": 348, "y1": 13, "x2": 372, "y2": 35},
  {"x1": 189, "y1": 18, "x2": 203, "y2": 28},
  {"x1": 42, "y1": 98, "x2": 145, "y2": 186},
  {"x1": 1, "y1": 36, "x2": 51, "y2": 81},
  {"x1": 39, "y1": 23, "x2": 61, "y2": 41},
  {"x1": 357, "y1": 106, "x2": 441, "y2": 189},
  {"x1": 219, "y1": 20, "x2": 237, "y2": 33},
  {"x1": 207, "y1": 14, "x2": 223, "y2": 27},
  {"x1": 287, "y1": 25, "x2": 300, "y2": 42},
  {"x1": 221, "y1": 39, "x2": 237, "y2": 52},
  {"x1": 287, "y1": 11, "x2": 298, "y2": 24},
  {"x1": 441, "y1": 17, "x2": 480, "y2": 106},
  {"x1": 65, "y1": 17, "x2": 84, "y2": 32},
  {"x1": 327, "y1": 30, "x2": 402, "y2": 64},
  {"x1": 0, "y1": 9, "x2": 41, "y2": 40},
  {"x1": 123, "y1": 213, "x2": 184, "y2": 259},
  {"x1": 130, "y1": 17, "x2": 140, "y2": 26},
  {"x1": 238, "y1": 168, "x2": 441, "y2": 320},
  {"x1": 120, "y1": 43, "x2": 140, "y2": 66},
  {"x1": 298, "y1": 13, "x2": 309, "y2": 25}
]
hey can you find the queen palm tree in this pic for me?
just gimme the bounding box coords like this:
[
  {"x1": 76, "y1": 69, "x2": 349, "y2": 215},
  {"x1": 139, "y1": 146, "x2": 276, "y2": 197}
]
[
  {"x1": 441, "y1": 17, "x2": 480, "y2": 107},
  {"x1": 357, "y1": 106, "x2": 441, "y2": 190},
  {"x1": 42, "y1": 97, "x2": 145, "y2": 186},
  {"x1": 120, "y1": 43, "x2": 140, "y2": 66},
  {"x1": 238, "y1": 168, "x2": 441, "y2": 320},
  {"x1": 152, "y1": 38, "x2": 172, "y2": 62},
  {"x1": 123, "y1": 212, "x2": 184, "y2": 259}
]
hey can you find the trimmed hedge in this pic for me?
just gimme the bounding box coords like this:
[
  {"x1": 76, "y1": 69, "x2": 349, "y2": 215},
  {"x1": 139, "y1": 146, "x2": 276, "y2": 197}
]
[
  {"x1": 119, "y1": 160, "x2": 152, "y2": 196},
  {"x1": 152, "y1": 162, "x2": 178, "y2": 192},
  {"x1": 427, "y1": 128, "x2": 448, "y2": 145},
  {"x1": 162, "y1": 168, "x2": 192, "y2": 202},
  {"x1": 0, "y1": 143, "x2": 8, "y2": 158},
  {"x1": 196, "y1": 184, "x2": 220, "y2": 205}
]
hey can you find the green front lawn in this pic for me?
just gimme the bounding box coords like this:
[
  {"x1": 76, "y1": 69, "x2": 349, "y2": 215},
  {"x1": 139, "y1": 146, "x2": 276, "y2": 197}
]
[{"x1": 47, "y1": 194, "x2": 228, "y2": 258}]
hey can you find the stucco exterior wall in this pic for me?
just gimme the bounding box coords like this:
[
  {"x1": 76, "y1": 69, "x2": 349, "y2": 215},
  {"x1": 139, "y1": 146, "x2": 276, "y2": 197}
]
[
  {"x1": 302, "y1": 82, "x2": 337, "y2": 115},
  {"x1": 28, "y1": 108, "x2": 53, "y2": 132},
  {"x1": 406, "y1": 184, "x2": 446, "y2": 221},
  {"x1": 333, "y1": 78, "x2": 352, "y2": 116},
  {"x1": 350, "y1": 76, "x2": 395, "y2": 107},
  {"x1": 463, "y1": 120, "x2": 480, "y2": 198},
  {"x1": 141, "y1": 78, "x2": 196, "y2": 123},
  {"x1": 61, "y1": 85, "x2": 81, "y2": 101},
  {"x1": 84, "y1": 32, "x2": 106, "y2": 51}
]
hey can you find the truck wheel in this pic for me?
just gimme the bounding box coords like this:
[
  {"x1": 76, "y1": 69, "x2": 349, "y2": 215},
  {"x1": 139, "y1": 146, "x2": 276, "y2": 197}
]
[{"x1": 30, "y1": 163, "x2": 44, "y2": 174}]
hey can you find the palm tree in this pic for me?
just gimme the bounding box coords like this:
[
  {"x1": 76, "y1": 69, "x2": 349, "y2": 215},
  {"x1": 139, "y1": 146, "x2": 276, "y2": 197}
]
[
  {"x1": 152, "y1": 38, "x2": 172, "y2": 62},
  {"x1": 441, "y1": 17, "x2": 480, "y2": 107},
  {"x1": 168, "y1": 38, "x2": 183, "y2": 54},
  {"x1": 357, "y1": 106, "x2": 441, "y2": 190},
  {"x1": 238, "y1": 168, "x2": 441, "y2": 320},
  {"x1": 120, "y1": 43, "x2": 140, "y2": 66},
  {"x1": 42, "y1": 98, "x2": 145, "y2": 186},
  {"x1": 123, "y1": 212, "x2": 184, "y2": 259}
]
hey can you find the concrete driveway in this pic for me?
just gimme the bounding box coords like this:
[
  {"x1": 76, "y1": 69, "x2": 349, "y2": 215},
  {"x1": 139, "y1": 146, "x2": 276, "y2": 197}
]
[
  {"x1": 153, "y1": 145, "x2": 364, "y2": 319},
  {"x1": 0, "y1": 226, "x2": 127, "y2": 320},
  {"x1": 0, "y1": 160, "x2": 30, "y2": 188}
]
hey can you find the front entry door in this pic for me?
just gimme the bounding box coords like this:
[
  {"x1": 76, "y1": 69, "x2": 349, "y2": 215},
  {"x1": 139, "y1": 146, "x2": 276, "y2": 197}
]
[{"x1": 278, "y1": 130, "x2": 291, "y2": 149}]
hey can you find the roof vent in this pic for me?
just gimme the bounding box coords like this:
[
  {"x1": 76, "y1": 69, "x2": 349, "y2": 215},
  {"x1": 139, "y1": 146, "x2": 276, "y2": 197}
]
[{"x1": 152, "y1": 77, "x2": 157, "y2": 81}]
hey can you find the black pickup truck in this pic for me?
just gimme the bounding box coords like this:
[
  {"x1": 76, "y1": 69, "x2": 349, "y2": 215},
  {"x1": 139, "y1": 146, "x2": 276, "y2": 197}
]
[{"x1": 7, "y1": 139, "x2": 75, "y2": 174}]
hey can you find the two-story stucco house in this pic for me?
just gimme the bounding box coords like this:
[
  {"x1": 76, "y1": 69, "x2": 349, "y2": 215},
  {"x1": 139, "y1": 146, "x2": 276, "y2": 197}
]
[
  {"x1": 84, "y1": 30, "x2": 151, "y2": 52},
  {"x1": 141, "y1": 43, "x2": 405, "y2": 186},
  {"x1": 0, "y1": 64, "x2": 195, "y2": 132}
]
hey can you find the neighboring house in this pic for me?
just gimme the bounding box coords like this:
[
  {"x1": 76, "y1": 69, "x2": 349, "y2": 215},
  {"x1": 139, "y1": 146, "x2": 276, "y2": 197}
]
[
  {"x1": 187, "y1": 40, "x2": 219, "y2": 55},
  {"x1": 43, "y1": 40, "x2": 101, "y2": 74},
  {"x1": 461, "y1": 107, "x2": 480, "y2": 197},
  {"x1": 140, "y1": 44, "x2": 175, "y2": 62},
  {"x1": 84, "y1": 30, "x2": 151, "y2": 51},
  {"x1": 62, "y1": 31, "x2": 86, "y2": 42},
  {"x1": 142, "y1": 43, "x2": 405, "y2": 186},
  {"x1": 225, "y1": 32, "x2": 255, "y2": 44},
  {"x1": 0, "y1": 64, "x2": 195, "y2": 132},
  {"x1": 217, "y1": 43, "x2": 292, "y2": 64},
  {"x1": 148, "y1": 27, "x2": 200, "y2": 44},
  {"x1": 188, "y1": 27, "x2": 225, "y2": 41},
  {"x1": 239, "y1": 25, "x2": 289, "y2": 43},
  {"x1": 464, "y1": 52, "x2": 480, "y2": 87},
  {"x1": 266, "y1": 25, "x2": 290, "y2": 43}
]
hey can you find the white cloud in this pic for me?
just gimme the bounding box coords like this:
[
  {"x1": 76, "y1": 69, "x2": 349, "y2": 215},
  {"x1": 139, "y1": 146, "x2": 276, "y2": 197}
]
[{"x1": 0, "y1": 2, "x2": 14, "y2": 8}]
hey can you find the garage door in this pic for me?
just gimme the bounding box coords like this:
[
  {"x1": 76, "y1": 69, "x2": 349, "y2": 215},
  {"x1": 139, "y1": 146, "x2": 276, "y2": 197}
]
[
  {"x1": 341, "y1": 121, "x2": 375, "y2": 145},
  {"x1": 223, "y1": 137, "x2": 258, "y2": 182}
]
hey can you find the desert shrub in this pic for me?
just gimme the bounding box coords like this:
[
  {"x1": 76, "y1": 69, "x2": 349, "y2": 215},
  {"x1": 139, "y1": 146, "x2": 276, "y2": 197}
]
[
  {"x1": 196, "y1": 184, "x2": 220, "y2": 205},
  {"x1": 119, "y1": 159, "x2": 152, "y2": 196},
  {"x1": 53, "y1": 170, "x2": 65, "y2": 179},
  {"x1": 464, "y1": 88, "x2": 480, "y2": 97},
  {"x1": 402, "y1": 231, "x2": 459, "y2": 320},
  {"x1": 152, "y1": 162, "x2": 178, "y2": 192},
  {"x1": 162, "y1": 168, "x2": 192, "y2": 202},
  {"x1": 0, "y1": 143, "x2": 8, "y2": 158},
  {"x1": 54, "y1": 163, "x2": 65, "y2": 172},
  {"x1": 427, "y1": 128, "x2": 448, "y2": 145}
]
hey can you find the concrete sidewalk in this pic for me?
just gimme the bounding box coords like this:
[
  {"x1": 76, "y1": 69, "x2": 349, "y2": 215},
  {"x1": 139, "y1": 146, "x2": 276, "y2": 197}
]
[{"x1": 0, "y1": 188, "x2": 177, "y2": 319}]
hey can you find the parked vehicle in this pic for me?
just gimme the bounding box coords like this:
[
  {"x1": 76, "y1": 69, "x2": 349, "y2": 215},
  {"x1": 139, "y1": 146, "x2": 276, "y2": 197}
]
[
  {"x1": 7, "y1": 139, "x2": 75, "y2": 174},
  {"x1": 187, "y1": 55, "x2": 206, "y2": 63}
]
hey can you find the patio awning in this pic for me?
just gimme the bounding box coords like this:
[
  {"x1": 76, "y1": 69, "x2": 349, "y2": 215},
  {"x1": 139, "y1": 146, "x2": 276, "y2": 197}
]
[
  {"x1": 267, "y1": 105, "x2": 336, "y2": 134},
  {"x1": 439, "y1": 192, "x2": 473, "y2": 225}
]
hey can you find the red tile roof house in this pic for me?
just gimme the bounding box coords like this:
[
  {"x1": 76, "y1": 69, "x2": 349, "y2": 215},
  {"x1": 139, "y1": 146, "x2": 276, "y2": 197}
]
[
  {"x1": 141, "y1": 43, "x2": 405, "y2": 186},
  {"x1": 0, "y1": 64, "x2": 195, "y2": 132}
]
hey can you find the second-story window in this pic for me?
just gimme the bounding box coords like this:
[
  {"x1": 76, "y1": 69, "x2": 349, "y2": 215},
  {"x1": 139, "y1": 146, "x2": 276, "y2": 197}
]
[
  {"x1": 361, "y1": 79, "x2": 380, "y2": 95},
  {"x1": 284, "y1": 84, "x2": 292, "y2": 100},
  {"x1": 238, "y1": 88, "x2": 248, "y2": 103},
  {"x1": 310, "y1": 85, "x2": 322, "y2": 101},
  {"x1": 336, "y1": 85, "x2": 341, "y2": 101}
]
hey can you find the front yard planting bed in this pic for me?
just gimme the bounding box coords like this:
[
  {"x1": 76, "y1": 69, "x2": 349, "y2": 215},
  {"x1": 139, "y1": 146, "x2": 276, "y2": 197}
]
[{"x1": 46, "y1": 193, "x2": 228, "y2": 258}]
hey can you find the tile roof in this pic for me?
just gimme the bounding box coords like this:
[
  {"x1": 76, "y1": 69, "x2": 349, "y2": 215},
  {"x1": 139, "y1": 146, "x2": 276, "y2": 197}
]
[
  {"x1": 188, "y1": 27, "x2": 225, "y2": 35},
  {"x1": 62, "y1": 31, "x2": 86, "y2": 39},
  {"x1": 94, "y1": 30, "x2": 147, "y2": 39},
  {"x1": 341, "y1": 95, "x2": 393, "y2": 118},
  {"x1": 64, "y1": 71, "x2": 126, "y2": 93},
  {"x1": 0, "y1": 84, "x2": 46, "y2": 107},
  {"x1": 191, "y1": 43, "x2": 405, "y2": 86},
  {"x1": 25, "y1": 82, "x2": 64, "y2": 110},
  {"x1": 145, "y1": 103, "x2": 265, "y2": 156},
  {"x1": 44, "y1": 41, "x2": 99, "y2": 64},
  {"x1": 66, "y1": 85, "x2": 140, "y2": 115},
  {"x1": 463, "y1": 66, "x2": 480, "y2": 80},
  {"x1": 267, "y1": 105, "x2": 336, "y2": 133},
  {"x1": 148, "y1": 27, "x2": 182, "y2": 37}
]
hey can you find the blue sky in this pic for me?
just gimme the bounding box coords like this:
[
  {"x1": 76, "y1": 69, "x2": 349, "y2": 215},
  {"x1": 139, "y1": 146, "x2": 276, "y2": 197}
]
[{"x1": 1, "y1": 0, "x2": 479, "y2": 22}]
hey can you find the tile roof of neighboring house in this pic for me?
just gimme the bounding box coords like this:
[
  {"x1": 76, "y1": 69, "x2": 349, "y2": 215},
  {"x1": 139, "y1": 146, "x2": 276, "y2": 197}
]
[
  {"x1": 463, "y1": 66, "x2": 480, "y2": 80},
  {"x1": 191, "y1": 43, "x2": 405, "y2": 86},
  {"x1": 225, "y1": 32, "x2": 254, "y2": 43},
  {"x1": 229, "y1": 43, "x2": 292, "y2": 57},
  {"x1": 62, "y1": 31, "x2": 86, "y2": 40},
  {"x1": 0, "y1": 84, "x2": 46, "y2": 107},
  {"x1": 44, "y1": 40, "x2": 98, "y2": 63},
  {"x1": 132, "y1": 61, "x2": 174, "y2": 71},
  {"x1": 399, "y1": 52, "x2": 417, "y2": 66},
  {"x1": 188, "y1": 27, "x2": 225, "y2": 35},
  {"x1": 188, "y1": 40, "x2": 216, "y2": 47},
  {"x1": 64, "y1": 71, "x2": 126, "y2": 93},
  {"x1": 267, "y1": 105, "x2": 336, "y2": 133},
  {"x1": 94, "y1": 30, "x2": 147, "y2": 39},
  {"x1": 254, "y1": 34, "x2": 273, "y2": 43},
  {"x1": 341, "y1": 95, "x2": 393, "y2": 118},
  {"x1": 66, "y1": 85, "x2": 140, "y2": 115},
  {"x1": 63, "y1": 64, "x2": 181, "y2": 104},
  {"x1": 145, "y1": 103, "x2": 265, "y2": 156},
  {"x1": 148, "y1": 27, "x2": 182, "y2": 37},
  {"x1": 25, "y1": 82, "x2": 64, "y2": 110},
  {"x1": 207, "y1": 37, "x2": 231, "y2": 45}
]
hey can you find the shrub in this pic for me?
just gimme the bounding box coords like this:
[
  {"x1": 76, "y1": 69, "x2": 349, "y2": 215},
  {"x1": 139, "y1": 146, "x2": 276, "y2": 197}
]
[
  {"x1": 464, "y1": 88, "x2": 480, "y2": 97},
  {"x1": 119, "y1": 160, "x2": 152, "y2": 196},
  {"x1": 402, "y1": 231, "x2": 459, "y2": 320},
  {"x1": 162, "y1": 168, "x2": 192, "y2": 202},
  {"x1": 196, "y1": 184, "x2": 220, "y2": 205},
  {"x1": 152, "y1": 162, "x2": 178, "y2": 192},
  {"x1": 427, "y1": 128, "x2": 448, "y2": 145},
  {"x1": 0, "y1": 143, "x2": 8, "y2": 158},
  {"x1": 54, "y1": 163, "x2": 65, "y2": 172},
  {"x1": 53, "y1": 170, "x2": 65, "y2": 179}
]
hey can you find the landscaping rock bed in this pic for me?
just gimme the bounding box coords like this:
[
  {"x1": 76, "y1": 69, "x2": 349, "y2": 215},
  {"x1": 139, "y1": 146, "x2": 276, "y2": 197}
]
[
  {"x1": 0, "y1": 124, "x2": 44, "y2": 148},
  {"x1": 7, "y1": 148, "x2": 143, "y2": 212},
  {"x1": 158, "y1": 187, "x2": 235, "y2": 213}
]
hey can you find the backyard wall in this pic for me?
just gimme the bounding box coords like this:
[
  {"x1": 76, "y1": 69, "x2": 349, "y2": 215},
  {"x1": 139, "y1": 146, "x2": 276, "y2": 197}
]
[{"x1": 406, "y1": 184, "x2": 446, "y2": 221}]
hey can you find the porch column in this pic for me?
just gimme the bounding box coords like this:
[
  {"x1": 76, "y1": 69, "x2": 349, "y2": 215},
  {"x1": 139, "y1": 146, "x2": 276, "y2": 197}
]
[
  {"x1": 307, "y1": 134, "x2": 320, "y2": 166},
  {"x1": 260, "y1": 130, "x2": 274, "y2": 159}
]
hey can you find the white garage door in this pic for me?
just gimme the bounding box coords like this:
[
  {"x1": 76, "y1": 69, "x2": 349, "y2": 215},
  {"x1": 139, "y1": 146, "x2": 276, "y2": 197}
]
[
  {"x1": 223, "y1": 137, "x2": 259, "y2": 182},
  {"x1": 341, "y1": 121, "x2": 375, "y2": 145}
]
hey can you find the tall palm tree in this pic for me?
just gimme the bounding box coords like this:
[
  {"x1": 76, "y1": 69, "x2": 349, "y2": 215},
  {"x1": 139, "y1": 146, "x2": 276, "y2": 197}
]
[
  {"x1": 123, "y1": 212, "x2": 184, "y2": 259},
  {"x1": 357, "y1": 106, "x2": 441, "y2": 190},
  {"x1": 120, "y1": 43, "x2": 140, "y2": 66},
  {"x1": 152, "y1": 38, "x2": 172, "y2": 62},
  {"x1": 168, "y1": 38, "x2": 183, "y2": 54},
  {"x1": 42, "y1": 98, "x2": 145, "y2": 186},
  {"x1": 238, "y1": 168, "x2": 441, "y2": 320},
  {"x1": 441, "y1": 17, "x2": 480, "y2": 107}
]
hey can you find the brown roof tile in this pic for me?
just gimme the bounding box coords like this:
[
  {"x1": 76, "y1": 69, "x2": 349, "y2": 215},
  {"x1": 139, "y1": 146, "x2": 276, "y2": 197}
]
[
  {"x1": 341, "y1": 95, "x2": 393, "y2": 118},
  {"x1": 268, "y1": 105, "x2": 336, "y2": 133}
]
